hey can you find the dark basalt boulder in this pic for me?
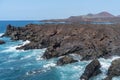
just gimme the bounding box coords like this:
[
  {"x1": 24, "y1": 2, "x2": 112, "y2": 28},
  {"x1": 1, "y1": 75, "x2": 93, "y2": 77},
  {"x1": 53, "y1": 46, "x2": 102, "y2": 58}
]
[
  {"x1": 80, "y1": 59, "x2": 101, "y2": 80},
  {"x1": 104, "y1": 58, "x2": 120, "y2": 80},
  {"x1": 57, "y1": 56, "x2": 78, "y2": 66},
  {"x1": 0, "y1": 40, "x2": 5, "y2": 44},
  {"x1": 42, "y1": 44, "x2": 83, "y2": 59}
]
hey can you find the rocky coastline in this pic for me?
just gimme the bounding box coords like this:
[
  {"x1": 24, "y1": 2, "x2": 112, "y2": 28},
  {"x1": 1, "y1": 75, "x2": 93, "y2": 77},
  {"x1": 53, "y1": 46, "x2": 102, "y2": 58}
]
[{"x1": 3, "y1": 23, "x2": 120, "y2": 79}]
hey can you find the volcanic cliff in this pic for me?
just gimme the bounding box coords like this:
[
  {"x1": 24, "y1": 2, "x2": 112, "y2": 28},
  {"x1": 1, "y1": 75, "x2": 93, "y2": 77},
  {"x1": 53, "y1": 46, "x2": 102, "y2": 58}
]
[{"x1": 4, "y1": 23, "x2": 120, "y2": 60}]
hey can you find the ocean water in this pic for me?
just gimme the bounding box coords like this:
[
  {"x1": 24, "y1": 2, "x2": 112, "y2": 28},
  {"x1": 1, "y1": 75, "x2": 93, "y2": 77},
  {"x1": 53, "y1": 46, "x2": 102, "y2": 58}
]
[{"x1": 0, "y1": 21, "x2": 120, "y2": 80}]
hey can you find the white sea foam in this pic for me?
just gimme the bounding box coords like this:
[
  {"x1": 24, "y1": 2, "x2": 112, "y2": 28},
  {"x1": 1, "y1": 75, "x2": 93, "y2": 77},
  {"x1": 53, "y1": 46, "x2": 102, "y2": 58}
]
[
  {"x1": 69, "y1": 54, "x2": 82, "y2": 61},
  {"x1": 99, "y1": 56, "x2": 120, "y2": 69},
  {"x1": 36, "y1": 56, "x2": 44, "y2": 60},
  {"x1": 20, "y1": 52, "x2": 38, "y2": 60},
  {"x1": 1, "y1": 40, "x2": 30, "y2": 53},
  {"x1": 2, "y1": 45, "x2": 20, "y2": 53},
  {"x1": 21, "y1": 40, "x2": 30, "y2": 46},
  {"x1": 20, "y1": 49, "x2": 46, "y2": 60},
  {"x1": 99, "y1": 58, "x2": 111, "y2": 69},
  {"x1": 26, "y1": 68, "x2": 48, "y2": 76},
  {"x1": 0, "y1": 33, "x2": 4, "y2": 37},
  {"x1": 17, "y1": 40, "x2": 30, "y2": 48},
  {"x1": 73, "y1": 66, "x2": 82, "y2": 70},
  {"x1": 20, "y1": 55, "x2": 32, "y2": 60},
  {"x1": 57, "y1": 64, "x2": 84, "y2": 80},
  {"x1": 95, "y1": 56, "x2": 120, "y2": 80},
  {"x1": 26, "y1": 62, "x2": 57, "y2": 76},
  {"x1": 43, "y1": 63, "x2": 56, "y2": 68},
  {"x1": 26, "y1": 71, "x2": 36, "y2": 76},
  {"x1": 35, "y1": 48, "x2": 46, "y2": 61}
]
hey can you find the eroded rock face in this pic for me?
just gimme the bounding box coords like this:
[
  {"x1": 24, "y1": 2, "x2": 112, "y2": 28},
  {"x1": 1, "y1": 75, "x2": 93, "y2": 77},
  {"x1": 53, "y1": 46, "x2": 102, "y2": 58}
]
[
  {"x1": 57, "y1": 56, "x2": 78, "y2": 66},
  {"x1": 104, "y1": 58, "x2": 120, "y2": 80},
  {"x1": 80, "y1": 59, "x2": 101, "y2": 80},
  {"x1": 0, "y1": 40, "x2": 5, "y2": 44},
  {"x1": 4, "y1": 24, "x2": 120, "y2": 60}
]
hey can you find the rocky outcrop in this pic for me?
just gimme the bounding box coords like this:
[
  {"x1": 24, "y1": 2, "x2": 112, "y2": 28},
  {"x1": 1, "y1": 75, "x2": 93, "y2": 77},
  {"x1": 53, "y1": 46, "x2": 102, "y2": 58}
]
[
  {"x1": 4, "y1": 23, "x2": 120, "y2": 80},
  {"x1": 80, "y1": 59, "x2": 101, "y2": 80},
  {"x1": 4, "y1": 24, "x2": 120, "y2": 61},
  {"x1": 104, "y1": 58, "x2": 120, "y2": 80},
  {"x1": 57, "y1": 56, "x2": 77, "y2": 65},
  {"x1": 0, "y1": 40, "x2": 5, "y2": 44}
]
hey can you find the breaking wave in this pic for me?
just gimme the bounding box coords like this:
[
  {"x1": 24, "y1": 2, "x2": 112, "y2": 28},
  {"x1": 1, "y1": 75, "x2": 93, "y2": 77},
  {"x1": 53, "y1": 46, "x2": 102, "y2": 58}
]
[
  {"x1": 0, "y1": 33, "x2": 4, "y2": 37},
  {"x1": 1, "y1": 40, "x2": 30, "y2": 53}
]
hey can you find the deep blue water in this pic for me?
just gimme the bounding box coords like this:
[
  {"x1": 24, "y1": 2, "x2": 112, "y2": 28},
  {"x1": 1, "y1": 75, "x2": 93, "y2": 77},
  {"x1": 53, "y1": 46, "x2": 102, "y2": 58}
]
[
  {"x1": 0, "y1": 21, "x2": 43, "y2": 33},
  {"x1": 0, "y1": 21, "x2": 120, "y2": 80}
]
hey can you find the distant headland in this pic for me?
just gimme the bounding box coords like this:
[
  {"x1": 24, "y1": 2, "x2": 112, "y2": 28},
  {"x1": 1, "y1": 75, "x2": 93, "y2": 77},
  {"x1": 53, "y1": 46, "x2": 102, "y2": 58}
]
[{"x1": 41, "y1": 11, "x2": 120, "y2": 24}]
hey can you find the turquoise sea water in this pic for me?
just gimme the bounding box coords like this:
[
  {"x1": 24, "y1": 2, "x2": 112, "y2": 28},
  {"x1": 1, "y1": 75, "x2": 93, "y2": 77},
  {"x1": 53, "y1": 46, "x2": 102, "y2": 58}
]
[{"x1": 0, "y1": 21, "x2": 120, "y2": 80}]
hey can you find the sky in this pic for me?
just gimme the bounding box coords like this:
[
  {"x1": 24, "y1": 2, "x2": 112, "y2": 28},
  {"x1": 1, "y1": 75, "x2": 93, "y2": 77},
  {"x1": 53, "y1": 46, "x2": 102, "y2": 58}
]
[{"x1": 0, "y1": 0, "x2": 120, "y2": 20}]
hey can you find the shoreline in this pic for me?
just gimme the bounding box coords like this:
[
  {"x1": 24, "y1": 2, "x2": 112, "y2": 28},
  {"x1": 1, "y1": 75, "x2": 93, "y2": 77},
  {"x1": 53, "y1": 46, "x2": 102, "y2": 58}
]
[
  {"x1": 3, "y1": 23, "x2": 120, "y2": 79},
  {"x1": 4, "y1": 23, "x2": 120, "y2": 60}
]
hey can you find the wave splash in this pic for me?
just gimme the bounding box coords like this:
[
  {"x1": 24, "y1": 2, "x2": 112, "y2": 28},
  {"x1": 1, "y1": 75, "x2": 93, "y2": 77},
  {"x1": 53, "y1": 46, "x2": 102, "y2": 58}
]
[
  {"x1": 0, "y1": 33, "x2": 4, "y2": 37},
  {"x1": 1, "y1": 40, "x2": 30, "y2": 53}
]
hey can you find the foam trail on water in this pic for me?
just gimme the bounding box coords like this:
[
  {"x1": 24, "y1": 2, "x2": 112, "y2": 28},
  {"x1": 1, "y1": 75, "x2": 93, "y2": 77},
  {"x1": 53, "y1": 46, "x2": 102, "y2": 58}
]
[
  {"x1": 0, "y1": 33, "x2": 4, "y2": 37},
  {"x1": 17, "y1": 40, "x2": 30, "y2": 48},
  {"x1": 36, "y1": 48, "x2": 46, "y2": 61},
  {"x1": 26, "y1": 61, "x2": 56, "y2": 76},
  {"x1": 21, "y1": 48, "x2": 46, "y2": 60},
  {"x1": 69, "y1": 54, "x2": 82, "y2": 61},
  {"x1": 1, "y1": 45, "x2": 21, "y2": 53},
  {"x1": 1, "y1": 40, "x2": 30, "y2": 53},
  {"x1": 21, "y1": 40, "x2": 30, "y2": 46},
  {"x1": 20, "y1": 50, "x2": 39, "y2": 60},
  {"x1": 20, "y1": 55, "x2": 32, "y2": 60},
  {"x1": 26, "y1": 68, "x2": 49, "y2": 76},
  {"x1": 43, "y1": 63, "x2": 56, "y2": 68},
  {"x1": 36, "y1": 56, "x2": 44, "y2": 60}
]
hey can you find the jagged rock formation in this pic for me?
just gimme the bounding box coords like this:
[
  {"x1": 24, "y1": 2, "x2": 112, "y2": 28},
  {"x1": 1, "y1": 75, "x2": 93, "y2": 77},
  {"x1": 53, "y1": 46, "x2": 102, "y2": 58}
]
[
  {"x1": 80, "y1": 59, "x2": 101, "y2": 80},
  {"x1": 104, "y1": 58, "x2": 120, "y2": 80},
  {"x1": 4, "y1": 23, "x2": 120, "y2": 61}
]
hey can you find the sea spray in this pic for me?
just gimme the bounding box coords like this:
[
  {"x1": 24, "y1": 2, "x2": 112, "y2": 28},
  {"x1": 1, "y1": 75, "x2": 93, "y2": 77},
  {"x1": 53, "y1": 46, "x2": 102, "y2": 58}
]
[
  {"x1": 90, "y1": 56, "x2": 120, "y2": 80},
  {"x1": 0, "y1": 33, "x2": 4, "y2": 37}
]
